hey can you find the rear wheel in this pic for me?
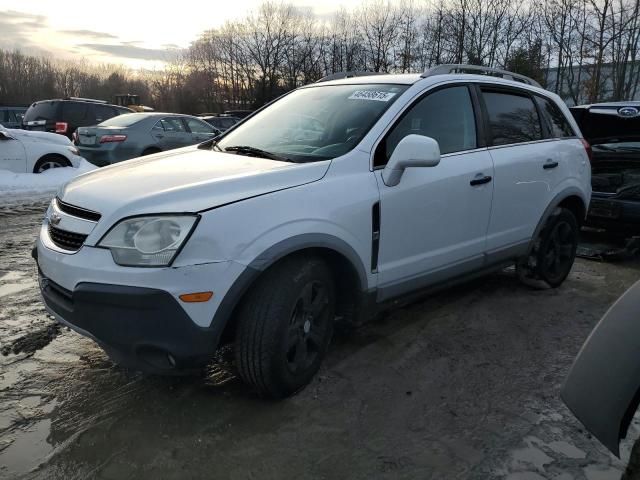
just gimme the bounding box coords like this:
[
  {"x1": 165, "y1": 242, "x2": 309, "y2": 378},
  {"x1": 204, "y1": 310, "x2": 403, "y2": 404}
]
[
  {"x1": 235, "y1": 256, "x2": 335, "y2": 398},
  {"x1": 33, "y1": 155, "x2": 70, "y2": 173},
  {"x1": 517, "y1": 207, "x2": 579, "y2": 288}
]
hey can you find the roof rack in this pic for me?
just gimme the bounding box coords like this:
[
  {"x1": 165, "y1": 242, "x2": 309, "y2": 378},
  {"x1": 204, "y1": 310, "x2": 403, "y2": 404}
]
[
  {"x1": 66, "y1": 96, "x2": 108, "y2": 104},
  {"x1": 316, "y1": 71, "x2": 385, "y2": 83},
  {"x1": 421, "y1": 64, "x2": 541, "y2": 88}
]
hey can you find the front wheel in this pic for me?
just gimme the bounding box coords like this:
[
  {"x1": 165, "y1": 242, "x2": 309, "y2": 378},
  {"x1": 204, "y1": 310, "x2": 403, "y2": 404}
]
[
  {"x1": 33, "y1": 155, "x2": 70, "y2": 173},
  {"x1": 235, "y1": 256, "x2": 335, "y2": 398},
  {"x1": 518, "y1": 207, "x2": 579, "y2": 288}
]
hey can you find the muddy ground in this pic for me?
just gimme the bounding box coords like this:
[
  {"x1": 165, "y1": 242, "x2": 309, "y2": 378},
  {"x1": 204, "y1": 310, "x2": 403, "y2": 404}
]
[{"x1": 1, "y1": 202, "x2": 640, "y2": 480}]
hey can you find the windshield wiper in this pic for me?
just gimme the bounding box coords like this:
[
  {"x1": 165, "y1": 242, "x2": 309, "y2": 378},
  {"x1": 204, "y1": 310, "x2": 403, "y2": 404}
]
[
  {"x1": 593, "y1": 144, "x2": 640, "y2": 152},
  {"x1": 224, "y1": 145, "x2": 293, "y2": 162}
]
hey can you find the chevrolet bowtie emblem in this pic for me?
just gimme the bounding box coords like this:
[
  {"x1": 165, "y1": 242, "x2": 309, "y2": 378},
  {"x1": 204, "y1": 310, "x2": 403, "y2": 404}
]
[{"x1": 49, "y1": 212, "x2": 62, "y2": 226}]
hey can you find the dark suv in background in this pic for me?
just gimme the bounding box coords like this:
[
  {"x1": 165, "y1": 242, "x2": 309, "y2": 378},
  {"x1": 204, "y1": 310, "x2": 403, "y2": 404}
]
[
  {"x1": 571, "y1": 102, "x2": 640, "y2": 234},
  {"x1": 23, "y1": 98, "x2": 132, "y2": 139}
]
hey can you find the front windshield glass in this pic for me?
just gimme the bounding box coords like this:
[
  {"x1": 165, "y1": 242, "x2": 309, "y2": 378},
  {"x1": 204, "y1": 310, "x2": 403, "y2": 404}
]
[{"x1": 216, "y1": 84, "x2": 408, "y2": 163}]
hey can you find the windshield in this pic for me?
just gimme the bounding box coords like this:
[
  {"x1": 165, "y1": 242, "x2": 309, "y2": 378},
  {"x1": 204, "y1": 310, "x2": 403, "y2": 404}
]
[
  {"x1": 23, "y1": 102, "x2": 58, "y2": 122},
  {"x1": 215, "y1": 84, "x2": 408, "y2": 162},
  {"x1": 98, "y1": 113, "x2": 145, "y2": 127}
]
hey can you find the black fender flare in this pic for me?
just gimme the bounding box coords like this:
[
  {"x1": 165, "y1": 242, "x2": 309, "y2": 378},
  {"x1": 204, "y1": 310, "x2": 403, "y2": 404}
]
[
  {"x1": 209, "y1": 233, "x2": 369, "y2": 333},
  {"x1": 525, "y1": 187, "x2": 588, "y2": 256}
]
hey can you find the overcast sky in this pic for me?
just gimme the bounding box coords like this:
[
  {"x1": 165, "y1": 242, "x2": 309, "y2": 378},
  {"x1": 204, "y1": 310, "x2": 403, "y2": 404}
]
[{"x1": 0, "y1": 0, "x2": 366, "y2": 69}]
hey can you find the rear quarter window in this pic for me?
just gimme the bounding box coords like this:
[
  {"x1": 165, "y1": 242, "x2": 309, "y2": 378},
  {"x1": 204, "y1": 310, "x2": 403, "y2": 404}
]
[{"x1": 536, "y1": 96, "x2": 575, "y2": 138}]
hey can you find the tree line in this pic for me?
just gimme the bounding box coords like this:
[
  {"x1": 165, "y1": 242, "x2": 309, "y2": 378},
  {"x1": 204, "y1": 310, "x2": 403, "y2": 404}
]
[{"x1": 1, "y1": 0, "x2": 639, "y2": 114}]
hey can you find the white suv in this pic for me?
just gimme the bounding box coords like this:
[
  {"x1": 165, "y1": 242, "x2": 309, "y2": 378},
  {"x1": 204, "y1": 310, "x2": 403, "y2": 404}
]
[{"x1": 35, "y1": 65, "x2": 591, "y2": 398}]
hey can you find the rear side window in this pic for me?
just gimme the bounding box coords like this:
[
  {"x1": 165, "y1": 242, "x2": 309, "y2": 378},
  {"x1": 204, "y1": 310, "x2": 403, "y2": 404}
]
[
  {"x1": 535, "y1": 96, "x2": 575, "y2": 138},
  {"x1": 94, "y1": 105, "x2": 117, "y2": 123},
  {"x1": 62, "y1": 103, "x2": 88, "y2": 124},
  {"x1": 23, "y1": 102, "x2": 58, "y2": 122},
  {"x1": 161, "y1": 117, "x2": 186, "y2": 132},
  {"x1": 378, "y1": 86, "x2": 477, "y2": 165},
  {"x1": 482, "y1": 90, "x2": 543, "y2": 146}
]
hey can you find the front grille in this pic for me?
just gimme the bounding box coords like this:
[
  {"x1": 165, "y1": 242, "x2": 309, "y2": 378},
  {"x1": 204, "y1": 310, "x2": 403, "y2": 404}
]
[
  {"x1": 56, "y1": 198, "x2": 101, "y2": 222},
  {"x1": 48, "y1": 224, "x2": 87, "y2": 251}
]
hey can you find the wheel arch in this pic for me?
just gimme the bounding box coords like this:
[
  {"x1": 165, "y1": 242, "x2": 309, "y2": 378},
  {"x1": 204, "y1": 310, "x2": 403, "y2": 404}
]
[
  {"x1": 214, "y1": 234, "x2": 369, "y2": 345},
  {"x1": 526, "y1": 187, "x2": 588, "y2": 255}
]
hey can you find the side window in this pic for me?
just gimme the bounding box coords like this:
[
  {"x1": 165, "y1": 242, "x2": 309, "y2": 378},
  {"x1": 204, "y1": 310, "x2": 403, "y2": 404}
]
[
  {"x1": 535, "y1": 96, "x2": 575, "y2": 138},
  {"x1": 482, "y1": 90, "x2": 543, "y2": 146},
  {"x1": 185, "y1": 118, "x2": 214, "y2": 134},
  {"x1": 94, "y1": 105, "x2": 117, "y2": 123},
  {"x1": 378, "y1": 86, "x2": 477, "y2": 166},
  {"x1": 61, "y1": 103, "x2": 88, "y2": 124},
  {"x1": 152, "y1": 120, "x2": 164, "y2": 131},
  {"x1": 160, "y1": 117, "x2": 186, "y2": 132}
]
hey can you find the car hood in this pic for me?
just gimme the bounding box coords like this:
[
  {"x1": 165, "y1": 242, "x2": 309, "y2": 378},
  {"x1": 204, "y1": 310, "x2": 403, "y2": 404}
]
[
  {"x1": 59, "y1": 147, "x2": 330, "y2": 225},
  {"x1": 6, "y1": 128, "x2": 72, "y2": 146}
]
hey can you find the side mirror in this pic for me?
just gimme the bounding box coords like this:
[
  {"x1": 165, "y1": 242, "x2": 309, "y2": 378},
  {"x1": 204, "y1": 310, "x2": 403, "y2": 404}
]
[{"x1": 382, "y1": 134, "x2": 440, "y2": 187}]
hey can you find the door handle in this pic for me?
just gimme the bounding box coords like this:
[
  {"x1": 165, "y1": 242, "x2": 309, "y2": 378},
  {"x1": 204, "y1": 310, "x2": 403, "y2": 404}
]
[
  {"x1": 154, "y1": 134, "x2": 164, "y2": 139},
  {"x1": 543, "y1": 160, "x2": 559, "y2": 169},
  {"x1": 470, "y1": 175, "x2": 492, "y2": 186}
]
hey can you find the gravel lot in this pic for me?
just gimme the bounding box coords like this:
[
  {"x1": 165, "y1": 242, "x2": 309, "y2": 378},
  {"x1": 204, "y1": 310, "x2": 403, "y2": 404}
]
[{"x1": 1, "y1": 202, "x2": 639, "y2": 480}]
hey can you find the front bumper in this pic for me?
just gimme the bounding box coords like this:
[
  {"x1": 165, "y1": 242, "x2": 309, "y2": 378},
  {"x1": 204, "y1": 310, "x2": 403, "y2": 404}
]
[
  {"x1": 35, "y1": 231, "x2": 248, "y2": 373},
  {"x1": 39, "y1": 273, "x2": 219, "y2": 372}
]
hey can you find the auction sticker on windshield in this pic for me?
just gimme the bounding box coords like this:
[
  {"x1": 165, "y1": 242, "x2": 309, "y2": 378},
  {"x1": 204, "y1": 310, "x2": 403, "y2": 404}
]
[{"x1": 348, "y1": 90, "x2": 397, "y2": 102}]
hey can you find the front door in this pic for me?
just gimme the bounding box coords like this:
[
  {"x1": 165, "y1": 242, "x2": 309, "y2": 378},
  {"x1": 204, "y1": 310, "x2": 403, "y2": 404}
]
[{"x1": 374, "y1": 85, "x2": 494, "y2": 301}]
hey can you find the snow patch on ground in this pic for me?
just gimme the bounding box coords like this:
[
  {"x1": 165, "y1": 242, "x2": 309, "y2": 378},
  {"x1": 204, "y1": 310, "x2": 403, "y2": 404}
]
[{"x1": 0, "y1": 160, "x2": 96, "y2": 205}]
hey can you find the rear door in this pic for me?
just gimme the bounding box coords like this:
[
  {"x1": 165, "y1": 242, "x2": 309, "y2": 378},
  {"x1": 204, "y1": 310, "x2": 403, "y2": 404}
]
[
  {"x1": 156, "y1": 117, "x2": 190, "y2": 149},
  {"x1": 480, "y1": 87, "x2": 557, "y2": 255}
]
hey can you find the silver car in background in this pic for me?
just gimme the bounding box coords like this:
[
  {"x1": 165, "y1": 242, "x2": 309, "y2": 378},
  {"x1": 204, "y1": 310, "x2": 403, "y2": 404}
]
[{"x1": 75, "y1": 113, "x2": 220, "y2": 166}]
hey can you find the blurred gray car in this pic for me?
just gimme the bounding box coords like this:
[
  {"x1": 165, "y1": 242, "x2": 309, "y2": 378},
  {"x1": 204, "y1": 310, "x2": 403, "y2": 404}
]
[{"x1": 75, "y1": 113, "x2": 220, "y2": 166}]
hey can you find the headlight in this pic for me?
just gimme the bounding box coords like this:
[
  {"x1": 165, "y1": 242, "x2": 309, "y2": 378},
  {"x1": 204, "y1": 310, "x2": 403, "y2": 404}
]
[{"x1": 98, "y1": 215, "x2": 199, "y2": 267}]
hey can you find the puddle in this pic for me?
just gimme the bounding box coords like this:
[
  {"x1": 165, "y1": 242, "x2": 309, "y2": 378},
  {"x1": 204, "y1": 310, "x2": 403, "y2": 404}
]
[{"x1": 0, "y1": 418, "x2": 52, "y2": 476}]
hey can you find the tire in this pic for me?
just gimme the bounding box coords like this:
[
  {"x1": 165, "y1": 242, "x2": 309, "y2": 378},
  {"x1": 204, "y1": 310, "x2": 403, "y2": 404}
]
[
  {"x1": 235, "y1": 256, "x2": 336, "y2": 398},
  {"x1": 33, "y1": 155, "x2": 70, "y2": 173},
  {"x1": 517, "y1": 207, "x2": 579, "y2": 288},
  {"x1": 141, "y1": 148, "x2": 161, "y2": 156}
]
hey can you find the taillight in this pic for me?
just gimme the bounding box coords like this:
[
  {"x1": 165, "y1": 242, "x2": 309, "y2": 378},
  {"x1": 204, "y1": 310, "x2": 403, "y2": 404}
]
[
  {"x1": 55, "y1": 122, "x2": 68, "y2": 134},
  {"x1": 580, "y1": 138, "x2": 592, "y2": 163},
  {"x1": 99, "y1": 134, "x2": 127, "y2": 144}
]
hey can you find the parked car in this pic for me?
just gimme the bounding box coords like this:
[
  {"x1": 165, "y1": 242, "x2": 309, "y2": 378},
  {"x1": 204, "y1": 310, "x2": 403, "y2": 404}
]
[
  {"x1": 0, "y1": 106, "x2": 27, "y2": 129},
  {"x1": 23, "y1": 97, "x2": 132, "y2": 139},
  {"x1": 223, "y1": 109, "x2": 253, "y2": 119},
  {"x1": 570, "y1": 102, "x2": 640, "y2": 234},
  {"x1": 562, "y1": 278, "x2": 640, "y2": 456},
  {"x1": 34, "y1": 65, "x2": 591, "y2": 398},
  {"x1": 0, "y1": 124, "x2": 83, "y2": 173},
  {"x1": 74, "y1": 113, "x2": 221, "y2": 166},
  {"x1": 199, "y1": 115, "x2": 240, "y2": 132}
]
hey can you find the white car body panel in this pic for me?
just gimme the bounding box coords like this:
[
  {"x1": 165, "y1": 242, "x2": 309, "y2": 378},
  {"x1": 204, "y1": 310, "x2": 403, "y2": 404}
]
[{"x1": 0, "y1": 125, "x2": 81, "y2": 173}]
